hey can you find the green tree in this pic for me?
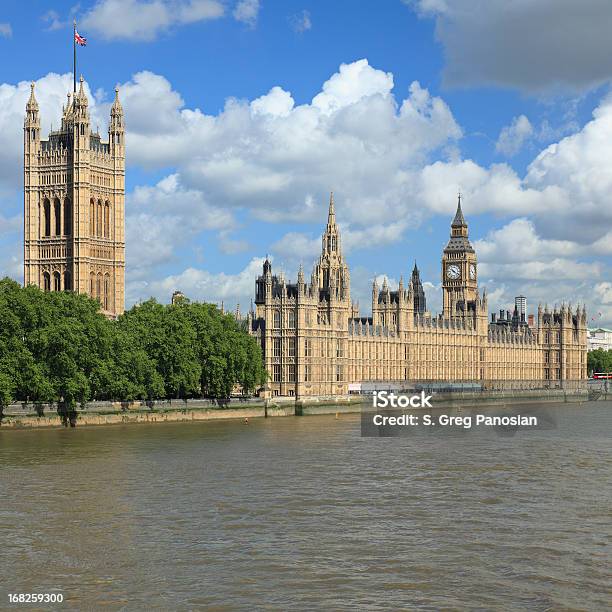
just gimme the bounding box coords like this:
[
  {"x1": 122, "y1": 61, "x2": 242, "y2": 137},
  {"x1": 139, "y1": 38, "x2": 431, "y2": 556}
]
[
  {"x1": 117, "y1": 299, "x2": 201, "y2": 398},
  {"x1": 588, "y1": 348, "x2": 612, "y2": 375},
  {"x1": 0, "y1": 278, "x2": 266, "y2": 404}
]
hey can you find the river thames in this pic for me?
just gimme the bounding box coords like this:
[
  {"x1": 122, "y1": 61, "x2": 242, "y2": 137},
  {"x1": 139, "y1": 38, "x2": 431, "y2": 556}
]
[{"x1": 1, "y1": 402, "x2": 611, "y2": 611}]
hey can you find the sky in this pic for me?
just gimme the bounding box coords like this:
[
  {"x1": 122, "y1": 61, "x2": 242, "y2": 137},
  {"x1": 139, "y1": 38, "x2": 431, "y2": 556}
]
[{"x1": 0, "y1": 0, "x2": 611, "y2": 326}]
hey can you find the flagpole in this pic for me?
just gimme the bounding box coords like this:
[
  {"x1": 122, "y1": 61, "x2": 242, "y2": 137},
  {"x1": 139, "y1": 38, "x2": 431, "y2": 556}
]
[{"x1": 73, "y1": 19, "x2": 77, "y2": 93}]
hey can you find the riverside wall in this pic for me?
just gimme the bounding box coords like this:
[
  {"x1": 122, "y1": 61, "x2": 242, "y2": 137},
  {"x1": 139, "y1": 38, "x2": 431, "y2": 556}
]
[{"x1": 0, "y1": 388, "x2": 601, "y2": 430}]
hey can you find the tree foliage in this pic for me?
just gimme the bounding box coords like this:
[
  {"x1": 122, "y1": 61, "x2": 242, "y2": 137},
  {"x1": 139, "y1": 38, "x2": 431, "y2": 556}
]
[
  {"x1": 0, "y1": 278, "x2": 267, "y2": 408},
  {"x1": 587, "y1": 348, "x2": 612, "y2": 375}
]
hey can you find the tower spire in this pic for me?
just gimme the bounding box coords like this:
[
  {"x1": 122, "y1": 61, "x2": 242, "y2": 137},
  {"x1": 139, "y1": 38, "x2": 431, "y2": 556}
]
[
  {"x1": 327, "y1": 191, "x2": 336, "y2": 226},
  {"x1": 452, "y1": 192, "x2": 466, "y2": 227},
  {"x1": 26, "y1": 82, "x2": 39, "y2": 113}
]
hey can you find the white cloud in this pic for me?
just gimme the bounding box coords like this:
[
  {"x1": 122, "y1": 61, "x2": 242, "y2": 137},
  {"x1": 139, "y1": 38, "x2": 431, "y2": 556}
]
[
  {"x1": 251, "y1": 86, "x2": 294, "y2": 117},
  {"x1": 130, "y1": 257, "x2": 265, "y2": 306},
  {"x1": 343, "y1": 221, "x2": 410, "y2": 253},
  {"x1": 127, "y1": 173, "x2": 235, "y2": 279},
  {"x1": 271, "y1": 232, "x2": 320, "y2": 262},
  {"x1": 81, "y1": 0, "x2": 225, "y2": 41},
  {"x1": 0, "y1": 61, "x2": 610, "y2": 320},
  {"x1": 409, "y1": 0, "x2": 612, "y2": 92},
  {"x1": 474, "y1": 218, "x2": 581, "y2": 264},
  {"x1": 472, "y1": 217, "x2": 609, "y2": 323},
  {"x1": 0, "y1": 23, "x2": 12, "y2": 38},
  {"x1": 312, "y1": 59, "x2": 393, "y2": 114},
  {"x1": 495, "y1": 115, "x2": 533, "y2": 156},
  {"x1": 290, "y1": 10, "x2": 311, "y2": 33},
  {"x1": 233, "y1": 0, "x2": 260, "y2": 27},
  {"x1": 594, "y1": 282, "x2": 612, "y2": 305},
  {"x1": 112, "y1": 62, "x2": 461, "y2": 228}
]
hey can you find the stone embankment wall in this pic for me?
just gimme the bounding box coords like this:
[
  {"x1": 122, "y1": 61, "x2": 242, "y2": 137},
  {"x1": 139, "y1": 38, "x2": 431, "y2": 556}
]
[{"x1": 0, "y1": 388, "x2": 593, "y2": 429}]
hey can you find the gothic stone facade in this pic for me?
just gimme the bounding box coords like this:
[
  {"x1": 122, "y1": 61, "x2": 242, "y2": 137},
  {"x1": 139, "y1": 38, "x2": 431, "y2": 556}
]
[
  {"x1": 249, "y1": 195, "x2": 587, "y2": 397},
  {"x1": 23, "y1": 77, "x2": 125, "y2": 317}
]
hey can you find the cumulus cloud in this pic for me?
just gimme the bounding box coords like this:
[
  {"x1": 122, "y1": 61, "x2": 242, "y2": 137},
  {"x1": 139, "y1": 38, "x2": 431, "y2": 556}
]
[
  {"x1": 495, "y1": 115, "x2": 533, "y2": 156},
  {"x1": 312, "y1": 59, "x2": 394, "y2": 114},
  {"x1": 475, "y1": 218, "x2": 581, "y2": 265},
  {"x1": 233, "y1": 0, "x2": 260, "y2": 27},
  {"x1": 114, "y1": 61, "x2": 461, "y2": 229},
  {"x1": 473, "y1": 217, "x2": 609, "y2": 322},
  {"x1": 129, "y1": 257, "x2": 265, "y2": 307},
  {"x1": 127, "y1": 173, "x2": 234, "y2": 279},
  {"x1": 408, "y1": 0, "x2": 612, "y2": 92},
  {"x1": 0, "y1": 60, "x2": 610, "y2": 320},
  {"x1": 81, "y1": 0, "x2": 225, "y2": 41}
]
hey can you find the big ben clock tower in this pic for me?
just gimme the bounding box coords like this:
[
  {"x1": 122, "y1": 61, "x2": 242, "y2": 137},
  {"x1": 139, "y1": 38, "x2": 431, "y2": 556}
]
[{"x1": 441, "y1": 195, "x2": 478, "y2": 318}]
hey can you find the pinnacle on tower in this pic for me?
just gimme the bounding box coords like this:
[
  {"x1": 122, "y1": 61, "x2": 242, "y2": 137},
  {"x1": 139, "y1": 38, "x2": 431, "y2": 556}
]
[
  {"x1": 112, "y1": 86, "x2": 123, "y2": 111},
  {"x1": 26, "y1": 82, "x2": 39, "y2": 112},
  {"x1": 111, "y1": 86, "x2": 124, "y2": 126},
  {"x1": 326, "y1": 191, "x2": 336, "y2": 228},
  {"x1": 78, "y1": 75, "x2": 86, "y2": 96}
]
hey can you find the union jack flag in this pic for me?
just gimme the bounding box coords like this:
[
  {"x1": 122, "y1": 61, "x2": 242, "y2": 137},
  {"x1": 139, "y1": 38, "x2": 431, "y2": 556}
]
[{"x1": 75, "y1": 30, "x2": 87, "y2": 46}]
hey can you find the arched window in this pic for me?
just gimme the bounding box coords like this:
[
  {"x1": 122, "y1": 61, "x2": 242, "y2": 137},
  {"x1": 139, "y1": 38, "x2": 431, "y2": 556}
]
[
  {"x1": 273, "y1": 310, "x2": 281, "y2": 328},
  {"x1": 43, "y1": 272, "x2": 51, "y2": 292},
  {"x1": 90, "y1": 272, "x2": 95, "y2": 296},
  {"x1": 90, "y1": 199, "x2": 95, "y2": 236},
  {"x1": 96, "y1": 273, "x2": 102, "y2": 303},
  {"x1": 43, "y1": 199, "x2": 51, "y2": 237},
  {"x1": 104, "y1": 202, "x2": 110, "y2": 238},
  {"x1": 80, "y1": 123, "x2": 85, "y2": 135},
  {"x1": 54, "y1": 198, "x2": 61, "y2": 235},
  {"x1": 288, "y1": 310, "x2": 296, "y2": 328},
  {"x1": 104, "y1": 274, "x2": 110, "y2": 310},
  {"x1": 64, "y1": 271, "x2": 72, "y2": 291},
  {"x1": 63, "y1": 198, "x2": 71, "y2": 235},
  {"x1": 53, "y1": 271, "x2": 61, "y2": 291},
  {"x1": 97, "y1": 200, "x2": 103, "y2": 237}
]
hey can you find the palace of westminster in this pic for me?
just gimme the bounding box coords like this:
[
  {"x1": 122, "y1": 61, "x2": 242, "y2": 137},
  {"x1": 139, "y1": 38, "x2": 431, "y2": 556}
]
[
  {"x1": 248, "y1": 195, "x2": 588, "y2": 397},
  {"x1": 22, "y1": 76, "x2": 587, "y2": 397}
]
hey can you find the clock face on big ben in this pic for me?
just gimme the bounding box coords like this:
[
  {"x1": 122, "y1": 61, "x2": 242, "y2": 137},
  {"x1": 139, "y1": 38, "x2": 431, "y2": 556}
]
[
  {"x1": 446, "y1": 264, "x2": 461, "y2": 279},
  {"x1": 469, "y1": 264, "x2": 476, "y2": 280}
]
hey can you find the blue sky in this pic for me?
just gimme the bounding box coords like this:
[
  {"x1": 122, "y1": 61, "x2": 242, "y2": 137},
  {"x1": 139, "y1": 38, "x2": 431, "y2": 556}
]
[{"x1": 1, "y1": 0, "x2": 611, "y2": 325}]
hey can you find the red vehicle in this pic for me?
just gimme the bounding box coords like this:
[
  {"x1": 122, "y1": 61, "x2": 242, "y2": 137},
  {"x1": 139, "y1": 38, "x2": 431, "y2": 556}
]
[{"x1": 592, "y1": 372, "x2": 612, "y2": 379}]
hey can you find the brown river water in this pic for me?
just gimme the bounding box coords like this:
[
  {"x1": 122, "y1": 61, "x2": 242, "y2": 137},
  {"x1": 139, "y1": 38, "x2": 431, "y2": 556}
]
[{"x1": 1, "y1": 402, "x2": 611, "y2": 611}]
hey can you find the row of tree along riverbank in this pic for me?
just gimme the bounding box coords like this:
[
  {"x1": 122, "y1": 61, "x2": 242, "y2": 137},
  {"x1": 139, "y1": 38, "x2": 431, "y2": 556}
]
[{"x1": 0, "y1": 278, "x2": 267, "y2": 418}]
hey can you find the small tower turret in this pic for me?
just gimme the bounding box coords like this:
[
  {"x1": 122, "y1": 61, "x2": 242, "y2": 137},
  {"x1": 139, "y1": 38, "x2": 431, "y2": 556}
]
[
  {"x1": 73, "y1": 75, "x2": 90, "y2": 149},
  {"x1": 109, "y1": 86, "x2": 124, "y2": 155}
]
